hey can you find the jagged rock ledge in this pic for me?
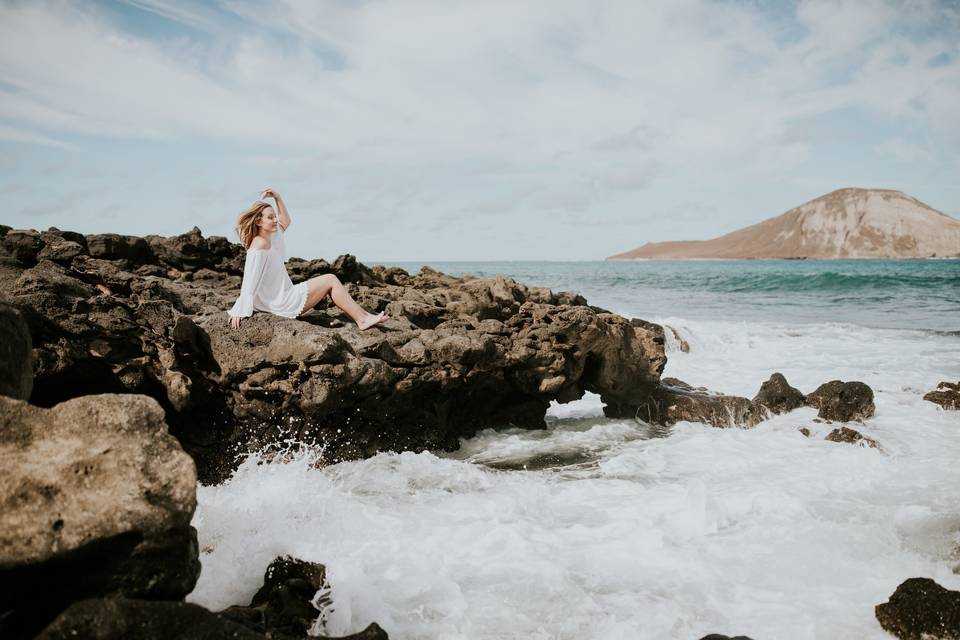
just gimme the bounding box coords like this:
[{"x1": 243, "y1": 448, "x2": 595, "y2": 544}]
[{"x1": 0, "y1": 225, "x2": 667, "y2": 482}]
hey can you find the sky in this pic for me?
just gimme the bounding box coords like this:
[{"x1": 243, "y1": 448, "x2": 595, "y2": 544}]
[{"x1": 1, "y1": 0, "x2": 958, "y2": 261}]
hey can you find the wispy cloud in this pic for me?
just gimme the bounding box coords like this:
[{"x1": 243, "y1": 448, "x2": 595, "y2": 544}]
[{"x1": 1, "y1": 0, "x2": 958, "y2": 258}]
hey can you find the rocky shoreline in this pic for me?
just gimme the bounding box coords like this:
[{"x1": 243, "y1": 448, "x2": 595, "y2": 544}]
[{"x1": 2, "y1": 224, "x2": 958, "y2": 638}]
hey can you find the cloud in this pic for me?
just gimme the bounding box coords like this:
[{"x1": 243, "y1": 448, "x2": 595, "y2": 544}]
[
  {"x1": 873, "y1": 137, "x2": 935, "y2": 162},
  {"x1": 1, "y1": 0, "x2": 958, "y2": 258}
]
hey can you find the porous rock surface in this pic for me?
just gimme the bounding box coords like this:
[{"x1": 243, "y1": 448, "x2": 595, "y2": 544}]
[
  {"x1": 824, "y1": 426, "x2": 881, "y2": 450},
  {"x1": 0, "y1": 226, "x2": 666, "y2": 482},
  {"x1": 35, "y1": 598, "x2": 388, "y2": 640},
  {"x1": 752, "y1": 372, "x2": 806, "y2": 416},
  {"x1": 0, "y1": 301, "x2": 32, "y2": 400},
  {"x1": 0, "y1": 393, "x2": 199, "y2": 638},
  {"x1": 925, "y1": 381, "x2": 960, "y2": 411},
  {"x1": 806, "y1": 379, "x2": 876, "y2": 422},
  {"x1": 220, "y1": 555, "x2": 332, "y2": 637},
  {"x1": 875, "y1": 577, "x2": 960, "y2": 640}
]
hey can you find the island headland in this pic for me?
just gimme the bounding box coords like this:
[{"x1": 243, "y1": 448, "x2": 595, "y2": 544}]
[{"x1": 608, "y1": 188, "x2": 960, "y2": 260}]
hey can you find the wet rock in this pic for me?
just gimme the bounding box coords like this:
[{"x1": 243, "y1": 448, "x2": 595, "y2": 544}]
[
  {"x1": 0, "y1": 303, "x2": 32, "y2": 400},
  {"x1": 751, "y1": 372, "x2": 805, "y2": 416},
  {"x1": 799, "y1": 427, "x2": 811, "y2": 437},
  {"x1": 220, "y1": 556, "x2": 331, "y2": 637},
  {"x1": 35, "y1": 598, "x2": 389, "y2": 640},
  {"x1": 806, "y1": 379, "x2": 875, "y2": 422},
  {"x1": 925, "y1": 381, "x2": 960, "y2": 411},
  {"x1": 0, "y1": 394, "x2": 199, "y2": 638},
  {"x1": 825, "y1": 426, "x2": 881, "y2": 450},
  {"x1": 605, "y1": 378, "x2": 759, "y2": 427},
  {"x1": 875, "y1": 577, "x2": 960, "y2": 640}
]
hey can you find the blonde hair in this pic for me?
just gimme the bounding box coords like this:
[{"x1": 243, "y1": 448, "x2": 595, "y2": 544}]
[{"x1": 236, "y1": 201, "x2": 272, "y2": 249}]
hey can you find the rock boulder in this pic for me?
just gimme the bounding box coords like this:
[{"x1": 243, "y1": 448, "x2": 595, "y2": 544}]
[
  {"x1": 806, "y1": 380, "x2": 875, "y2": 422},
  {"x1": 36, "y1": 598, "x2": 389, "y2": 640},
  {"x1": 875, "y1": 577, "x2": 960, "y2": 640},
  {"x1": 751, "y1": 372, "x2": 805, "y2": 416},
  {"x1": 925, "y1": 381, "x2": 960, "y2": 411},
  {"x1": 0, "y1": 394, "x2": 199, "y2": 637}
]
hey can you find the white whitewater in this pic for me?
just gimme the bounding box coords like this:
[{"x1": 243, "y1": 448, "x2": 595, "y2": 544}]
[{"x1": 189, "y1": 317, "x2": 960, "y2": 639}]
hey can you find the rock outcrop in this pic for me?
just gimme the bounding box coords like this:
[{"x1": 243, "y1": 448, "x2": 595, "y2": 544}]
[
  {"x1": 36, "y1": 598, "x2": 388, "y2": 640},
  {"x1": 875, "y1": 577, "x2": 960, "y2": 639},
  {"x1": 0, "y1": 394, "x2": 199, "y2": 638},
  {"x1": 925, "y1": 381, "x2": 960, "y2": 411},
  {"x1": 0, "y1": 302, "x2": 32, "y2": 399},
  {"x1": 608, "y1": 188, "x2": 960, "y2": 260},
  {"x1": 752, "y1": 372, "x2": 806, "y2": 417},
  {"x1": 606, "y1": 372, "x2": 878, "y2": 431},
  {"x1": 824, "y1": 426, "x2": 881, "y2": 450},
  {"x1": 220, "y1": 556, "x2": 332, "y2": 637},
  {"x1": 0, "y1": 226, "x2": 666, "y2": 482},
  {"x1": 806, "y1": 380, "x2": 875, "y2": 422}
]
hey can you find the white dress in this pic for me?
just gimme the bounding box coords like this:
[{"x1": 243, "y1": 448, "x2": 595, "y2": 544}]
[{"x1": 228, "y1": 225, "x2": 310, "y2": 319}]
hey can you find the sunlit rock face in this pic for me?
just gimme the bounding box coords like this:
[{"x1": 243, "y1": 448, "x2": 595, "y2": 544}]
[{"x1": 0, "y1": 226, "x2": 665, "y2": 483}]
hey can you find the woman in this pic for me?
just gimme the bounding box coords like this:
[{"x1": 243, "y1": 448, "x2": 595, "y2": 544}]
[{"x1": 227, "y1": 188, "x2": 388, "y2": 330}]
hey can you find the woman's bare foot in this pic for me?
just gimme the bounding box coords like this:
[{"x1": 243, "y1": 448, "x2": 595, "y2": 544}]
[{"x1": 357, "y1": 311, "x2": 389, "y2": 331}]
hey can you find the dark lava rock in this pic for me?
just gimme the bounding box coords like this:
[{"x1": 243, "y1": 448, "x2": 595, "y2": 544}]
[
  {"x1": 875, "y1": 577, "x2": 960, "y2": 640},
  {"x1": 751, "y1": 372, "x2": 805, "y2": 416},
  {"x1": 0, "y1": 302, "x2": 32, "y2": 399},
  {"x1": 35, "y1": 598, "x2": 389, "y2": 640},
  {"x1": 605, "y1": 378, "x2": 759, "y2": 427},
  {"x1": 824, "y1": 426, "x2": 881, "y2": 450},
  {"x1": 0, "y1": 394, "x2": 199, "y2": 638},
  {"x1": 925, "y1": 381, "x2": 960, "y2": 411},
  {"x1": 2, "y1": 229, "x2": 45, "y2": 265},
  {"x1": 220, "y1": 556, "x2": 330, "y2": 637},
  {"x1": 806, "y1": 379, "x2": 875, "y2": 422},
  {"x1": 0, "y1": 226, "x2": 667, "y2": 482}
]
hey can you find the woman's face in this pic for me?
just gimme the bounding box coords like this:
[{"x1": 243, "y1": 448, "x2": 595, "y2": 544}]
[{"x1": 258, "y1": 206, "x2": 278, "y2": 232}]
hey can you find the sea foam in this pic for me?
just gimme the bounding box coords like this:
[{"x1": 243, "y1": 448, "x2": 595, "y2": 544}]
[{"x1": 190, "y1": 315, "x2": 960, "y2": 639}]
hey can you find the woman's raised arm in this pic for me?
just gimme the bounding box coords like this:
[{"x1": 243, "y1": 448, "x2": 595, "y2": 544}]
[{"x1": 261, "y1": 188, "x2": 291, "y2": 230}]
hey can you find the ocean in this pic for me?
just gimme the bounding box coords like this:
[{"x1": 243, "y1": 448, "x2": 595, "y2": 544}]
[{"x1": 188, "y1": 259, "x2": 960, "y2": 639}]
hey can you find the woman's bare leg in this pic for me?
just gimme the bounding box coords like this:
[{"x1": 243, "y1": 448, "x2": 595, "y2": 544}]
[{"x1": 302, "y1": 274, "x2": 387, "y2": 329}]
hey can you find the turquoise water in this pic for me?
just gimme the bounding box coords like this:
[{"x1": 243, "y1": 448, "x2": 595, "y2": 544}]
[{"x1": 386, "y1": 260, "x2": 960, "y2": 331}]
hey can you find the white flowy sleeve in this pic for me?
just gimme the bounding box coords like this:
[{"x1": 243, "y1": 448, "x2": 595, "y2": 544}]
[
  {"x1": 228, "y1": 250, "x2": 269, "y2": 318},
  {"x1": 272, "y1": 225, "x2": 290, "y2": 262}
]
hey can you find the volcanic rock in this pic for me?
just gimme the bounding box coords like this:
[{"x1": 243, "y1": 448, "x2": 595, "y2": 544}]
[
  {"x1": 751, "y1": 372, "x2": 805, "y2": 416},
  {"x1": 925, "y1": 381, "x2": 960, "y2": 411},
  {"x1": 0, "y1": 302, "x2": 32, "y2": 399},
  {"x1": 0, "y1": 394, "x2": 199, "y2": 637},
  {"x1": 220, "y1": 556, "x2": 331, "y2": 637},
  {"x1": 35, "y1": 598, "x2": 389, "y2": 640},
  {"x1": 605, "y1": 377, "x2": 759, "y2": 427},
  {"x1": 824, "y1": 426, "x2": 881, "y2": 450},
  {"x1": 875, "y1": 577, "x2": 960, "y2": 640},
  {"x1": 806, "y1": 380, "x2": 875, "y2": 422},
  {"x1": 0, "y1": 226, "x2": 667, "y2": 482}
]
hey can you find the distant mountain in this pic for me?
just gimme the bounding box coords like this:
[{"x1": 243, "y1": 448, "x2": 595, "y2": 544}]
[{"x1": 607, "y1": 188, "x2": 960, "y2": 260}]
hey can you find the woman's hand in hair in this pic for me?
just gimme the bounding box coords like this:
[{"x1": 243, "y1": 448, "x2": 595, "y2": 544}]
[
  {"x1": 259, "y1": 187, "x2": 279, "y2": 200},
  {"x1": 229, "y1": 315, "x2": 242, "y2": 329}
]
